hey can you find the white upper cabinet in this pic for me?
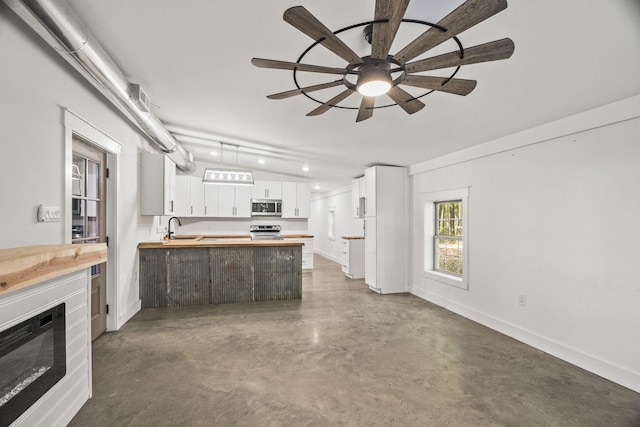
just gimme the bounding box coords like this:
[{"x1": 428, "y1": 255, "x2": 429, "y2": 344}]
[
  {"x1": 203, "y1": 184, "x2": 218, "y2": 217},
  {"x1": 251, "y1": 180, "x2": 282, "y2": 199},
  {"x1": 140, "y1": 153, "x2": 176, "y2": 216},
  {"x1": 218, "y1": 186, "x2": 251, "y2": 217},
  {"x1": 174, "y1": 175, "x2": 191, "y2": 216},
  {"x1": 189, "y1": 176, "x2": 205, "y2": 217},
  {"x1": 174, "y1": 175, "x2": 206, "y2": 217},
  {"x1": 282, "y1": 182, "x2": 310, "y2": 218}
]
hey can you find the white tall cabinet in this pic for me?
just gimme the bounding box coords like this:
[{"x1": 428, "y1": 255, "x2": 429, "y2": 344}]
[{"x1": 364, "y1": 166, "x2": 406, "y2": 294}]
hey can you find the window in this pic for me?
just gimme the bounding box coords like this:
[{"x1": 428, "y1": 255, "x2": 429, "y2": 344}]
[
  {"x1": 422, "y1": 188, "x2": 469, "y2": 290},
  {"x1": 434, "y1": 201, "x2": 463, "y2": 276},
  {"x1": 328, "y1": 206, "x2": 336, "y2": 241}
]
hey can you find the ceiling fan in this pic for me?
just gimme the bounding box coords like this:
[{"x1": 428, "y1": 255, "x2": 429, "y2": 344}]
[{"x1": 252, "y1": 0, "x2": 514, "y2": 122}]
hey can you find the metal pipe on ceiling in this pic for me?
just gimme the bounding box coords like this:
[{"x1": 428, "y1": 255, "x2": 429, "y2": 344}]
[{"x1": 4, "y1": 0, "x2": 196, "y2": 173}]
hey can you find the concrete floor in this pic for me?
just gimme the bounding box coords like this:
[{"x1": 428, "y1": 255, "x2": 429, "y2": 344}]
[{"x1": 70, "y1": 255, "x2": 640, "y2": 427}]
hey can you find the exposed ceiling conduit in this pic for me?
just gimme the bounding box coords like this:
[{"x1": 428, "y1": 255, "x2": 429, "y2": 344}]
[{"x1": 4, "y1": 0, "x2": 196, "y2": 173}]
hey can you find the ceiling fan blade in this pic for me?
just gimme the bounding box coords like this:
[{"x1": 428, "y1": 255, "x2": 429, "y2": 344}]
[
  {"x1": 267, "y1": 80, "x2": 345, "y2": 100},
  {"x1": 386, "y1": 86, "x2": 425, "y2": 114},
  {"x1": 401, "y1": 75, "x2": 477, "y2": 95},
  {"x1": 356, "y1": 96, "x2": 376, "y2": 122},
  {"x1": 371, "y1": 0, "x2": 410, "y2": 60},
  {"x1": 394, "y1": 0, "x2": 508, "y2": 64},
  {"x1": 284, "y1": 6, "x2": 363, "y2": 65},
  {"x1": 251, "y1": 58, "x2": 347, "y2": 75},
  {"x1": 405, "y1": 38, "x2": 514, "y2": 73},
  {"x1": 307, "y1": 89, "x2": 356, "y2": 116}
]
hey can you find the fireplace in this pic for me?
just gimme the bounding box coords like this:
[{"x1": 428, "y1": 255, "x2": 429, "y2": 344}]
[{"x1": 0, "y1": 303, "x2": 66, "y2": 427}]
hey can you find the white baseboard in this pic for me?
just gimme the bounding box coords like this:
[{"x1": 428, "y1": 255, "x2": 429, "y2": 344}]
[
  {"x1": 117, "y1": 299, "x2": 141, "y2": 329},
  {"x1": 314, "y1": 249, "x2": 342, "y2": 265},
  {"x1": 411, "y1": 285, "x2": 640, "y2": 393}
]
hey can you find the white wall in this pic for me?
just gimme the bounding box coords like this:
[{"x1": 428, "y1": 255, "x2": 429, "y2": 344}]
[
  {"x1": 310, "y1": 185, "x2": 365, "y2": 263},
  {"x1": 410, "y1": 95, "x2": 640, "y2": 392},
  {"x1": 0, "y1": 4, "x2": 157, "y2": 329}
]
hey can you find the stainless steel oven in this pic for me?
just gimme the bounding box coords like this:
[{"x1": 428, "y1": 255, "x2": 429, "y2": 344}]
[{"x1": 251, "y1": 199, "x2": 282, "y2": 217}]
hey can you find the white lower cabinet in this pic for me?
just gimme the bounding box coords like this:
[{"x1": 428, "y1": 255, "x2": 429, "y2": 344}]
[
  {"x1": 284, "y1": 237, "x2": 314, "y2": 270},
  {"x1": 341, "y1": 238, "x2": 365, "y2": 279}
]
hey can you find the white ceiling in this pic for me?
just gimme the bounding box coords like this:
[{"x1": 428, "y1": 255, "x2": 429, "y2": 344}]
[{"x1": 66, "y1": 0, "x2": 640, "y2": 193}]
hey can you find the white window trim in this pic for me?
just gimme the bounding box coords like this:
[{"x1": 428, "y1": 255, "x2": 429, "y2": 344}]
[{"x1": 421, "y1": 187, "x2": 469, "y2": 290}]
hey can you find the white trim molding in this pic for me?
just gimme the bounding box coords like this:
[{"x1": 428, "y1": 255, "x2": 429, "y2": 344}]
[{"x1": 420, "y1": 187, "x2": 469, "y2": 290}]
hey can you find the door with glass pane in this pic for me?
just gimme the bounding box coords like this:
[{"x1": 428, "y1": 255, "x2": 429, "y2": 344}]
[{"x1": 72, "y1": 137, "x2": 107, "y2": 341}]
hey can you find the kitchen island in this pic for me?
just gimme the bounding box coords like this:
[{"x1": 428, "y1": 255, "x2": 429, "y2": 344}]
[{"x1": 138, "y1": 238, "x2": 303, "y2": 308}]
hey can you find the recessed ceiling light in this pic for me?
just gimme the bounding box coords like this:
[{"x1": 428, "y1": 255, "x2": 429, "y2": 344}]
[
  {"x1": 210, "y1": 151, "x2": 218, "y2": 156},
  {"x1": 258, "y1": 159, "x2": 265, "y2": 164},
  {"x1": 314, "y1": 184, "x2": 320, "y2": 190},
  {"x1": 302, "y1": 166, "x2": 310, "y2": 172}
]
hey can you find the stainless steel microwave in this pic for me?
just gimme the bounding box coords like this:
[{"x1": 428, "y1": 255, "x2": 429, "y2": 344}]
[{"x1": 251, "y1": 199, "x2": 282, "y2": 217}]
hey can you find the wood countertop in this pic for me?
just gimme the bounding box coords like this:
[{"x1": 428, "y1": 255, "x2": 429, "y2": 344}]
[
  {"x1": 341, "y1": 236, "x2": 365, "y2": 240},
  {"x1": 138, "y1": 240, "x2": 304, "y2": 249},
  {"x1": 0, "y1": 243, "x2": 107, "y2": 295},
  {"x1": 282, "y1": 234, "x2": 314, "y2": 238}
]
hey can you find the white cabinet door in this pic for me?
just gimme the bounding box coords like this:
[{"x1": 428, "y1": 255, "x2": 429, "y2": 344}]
[
  {"x1": 164, "y1": 156, "x2": 176, "y2": 215},
  {"x1": 282, "y1": 182, "x2": 310, "y2": 218},
  {"x1": 190, "y1": 176, "x2": 205, "y2": 216},
  {"x1": 252, "y1": 180, "x2": 282, "y2": 199},
  {"x1": 234, "y1": 186, "x2": 252, "y2": 217},
  {"x1": 296, "y1": 183, "x2": 310, "y2": 218},
  {"x1": 364, "y1": 217, "x2": 377, "y2": 288},
  {"x1": 203, "y1": 184, "x2": 218, "y2": 217},
  {"x1": 217, "y1": 186, "x2": 236, "y2": 217},
  {"x1": 174, "y1": 175, "x2": 191, "y2": 217},
  {"x1": 365, "y1": 167, "x2": 376, "y2": 217},
  {"x1": 140, "y1": 153, "x2": 176, "y2": 215},
  {"x1": 218, "y1": 186, "x2": 251, "y2": 217},
  {"x1": 281, "y1": 182, "x2": 297, "y2": 217}
]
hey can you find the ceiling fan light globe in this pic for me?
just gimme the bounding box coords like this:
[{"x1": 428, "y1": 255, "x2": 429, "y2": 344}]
[
  {"x1": 358, "y1": 80, "x2": 392, "y2": 97},
  {"x1": 356, "y1": 63, "x2": 392, "y2": 97}
]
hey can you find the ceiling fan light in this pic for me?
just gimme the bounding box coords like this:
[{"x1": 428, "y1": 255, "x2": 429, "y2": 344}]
[
  {"x1": 358, "y1": 79, "x2": 392, "y2": 97},
  {"x1": 356, "y1": 64, "x2": 392, "y2": 97}
]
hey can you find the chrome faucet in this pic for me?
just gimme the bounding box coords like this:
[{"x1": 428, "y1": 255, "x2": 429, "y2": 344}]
[{"x1": 167, "y1": 216, "x2": 182, "y2": 240}]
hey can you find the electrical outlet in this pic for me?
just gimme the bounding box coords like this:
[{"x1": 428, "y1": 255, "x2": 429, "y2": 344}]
[
  {"x1": 518, "y1": 294, "x2": 527, "y2": 307},
  {"x1": 37, "y1": 204, "x2": 62, "y2": 222}
]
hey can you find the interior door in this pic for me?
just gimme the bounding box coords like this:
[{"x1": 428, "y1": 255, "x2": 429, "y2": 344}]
[{"x1": 72, "y1": 137, "x2": 107, "y2": 341}]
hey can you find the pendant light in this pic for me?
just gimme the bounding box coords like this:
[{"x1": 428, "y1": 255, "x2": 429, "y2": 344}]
[{"x1": 203, "y1": 143, "x2": 254, "y2": 186}]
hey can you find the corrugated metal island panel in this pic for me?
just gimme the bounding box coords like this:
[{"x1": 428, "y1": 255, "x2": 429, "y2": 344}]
[
  {"x1": 212, "y1": 247, "x2": 254, "y2": 304},
  {"x1": 167, "y1": 248, "x2": 210, "y2": 307},
  {"x1": 139, "y1": 248, "x2": 168, "y2": 308},
  {"x1": 139, "y1": 245, "x2": 302, "y2": 307}
]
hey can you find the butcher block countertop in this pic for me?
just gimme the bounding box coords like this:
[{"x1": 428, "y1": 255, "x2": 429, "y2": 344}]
[
  {"x1": 341, "y1": 236, "x2": 365, "y2": 240},
  {"x1": 0, "y1": 243, "x2": 107, "y2": 295},
  {"x1": 138, "y1": 239, "x2": 304, "y2": 249},
  {"x1": 282, "y1": 234, "x2": 314, "y2": 238}
]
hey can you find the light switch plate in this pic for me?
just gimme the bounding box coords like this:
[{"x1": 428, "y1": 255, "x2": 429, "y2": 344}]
[{"x1": 37, "y1": 204, "x2": 62, "y2": 222}]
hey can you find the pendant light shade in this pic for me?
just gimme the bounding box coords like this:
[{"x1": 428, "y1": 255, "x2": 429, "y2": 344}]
[
  {"x1": 202, "y1": 143, "x2": 254, "y2": 185},
  {"x1": 203, "y1": 168, "x2": 254, "y2": 186}
]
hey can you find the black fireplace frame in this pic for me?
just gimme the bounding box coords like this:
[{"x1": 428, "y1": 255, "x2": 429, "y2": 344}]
[{"x1": 0, "y1": 303, "x2": 66, "y2": 427}]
